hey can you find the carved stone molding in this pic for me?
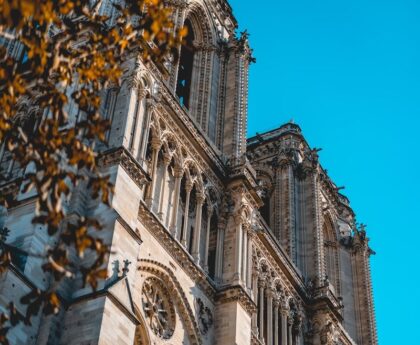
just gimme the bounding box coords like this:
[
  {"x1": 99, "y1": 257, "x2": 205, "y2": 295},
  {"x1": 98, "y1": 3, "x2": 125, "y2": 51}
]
[
  {"x1": 138, "y1": 201, "x2": 216, "y2": 299},
  {"x1": 153, "y1": 100, "x2": 224, "y2": 192},
  {"x1": 138, "y1": 259, "x2": 203, "y2": 345},
  {"x1": 99, "y1": 147, "x2": 150, "y2": 189},
  {"x1": 216, "y1": 285, "x2": 256, "y2": 315},
  {"x1": 142, "y1": 277, "x2": 176, "y2": 339}
]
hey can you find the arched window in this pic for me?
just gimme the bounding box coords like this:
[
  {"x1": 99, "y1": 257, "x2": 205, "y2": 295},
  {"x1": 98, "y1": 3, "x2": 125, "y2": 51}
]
[
  {"x1": 323, "y1": 216, "x2": 340, "y2": 295},
  {"x1": 176, "y1": 19, "x2": 195, "y2": 109}
]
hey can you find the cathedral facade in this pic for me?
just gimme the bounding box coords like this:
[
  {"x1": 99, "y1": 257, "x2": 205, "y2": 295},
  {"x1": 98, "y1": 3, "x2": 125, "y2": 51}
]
[{"x1": 0, "y1": 0, "x2": 377, "y2": 344}]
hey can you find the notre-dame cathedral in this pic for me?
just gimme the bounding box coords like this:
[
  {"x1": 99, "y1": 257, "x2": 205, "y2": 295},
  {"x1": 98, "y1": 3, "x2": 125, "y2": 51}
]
[{"x1": 0, "y1": 0, "x2": 377, "y2": 344}]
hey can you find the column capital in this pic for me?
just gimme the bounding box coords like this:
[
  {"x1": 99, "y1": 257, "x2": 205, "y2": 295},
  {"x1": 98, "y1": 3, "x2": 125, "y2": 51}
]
[
  {"x1": 162, "y1": 153, "x2": 172, "y2": 166},
  {"x1": 243, "y1": 221, "x2": 252, "y2": 233},
  {"x1": 258, "y1": 276, "x2": 267, "y2": 288},
  {"x1": 196, "y1": 192, "x2": 206, "y2": 204},
  {"x1": 151, "y1": 138, "x2": 162, "y2": 150},
  {"x1": 280, "y1": 305, "x2": 290, "y2": 315},
  {"x1": 207, "y1": 204, "x2": 214, "y2": 217},
  {"x1": 185, "y1": 180, "x2": 193, "y2": 192},
  {"x1": 266, "y1": 284, "x2": 274, "y2": 299},
  {"x1": 233, "y1": 213, "x2": 245, "y2": 226},
  {"x1": 137, "y1": 88, "x2": 149, "y2": 99},
  {"x1": 173, "y1": 166, "x2": 184, "y2": 178}
]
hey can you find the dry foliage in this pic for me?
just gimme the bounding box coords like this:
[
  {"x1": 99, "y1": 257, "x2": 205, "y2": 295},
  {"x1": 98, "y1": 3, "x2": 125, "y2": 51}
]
[{"x1": 0, "y1": 0, "x2": 185, "y2": 343}]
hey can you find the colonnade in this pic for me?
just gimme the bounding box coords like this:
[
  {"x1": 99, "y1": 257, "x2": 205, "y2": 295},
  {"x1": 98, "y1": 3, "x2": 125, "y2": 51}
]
[
  {"x1": 234, "y1": 216, "x2": 253, "y2": 289},
  {"x1": 252, "y1": 279, "x2": 300, "y2": 345},
  {"x1": 143, "y1": 134, "x2": 221, "y2": 278}
]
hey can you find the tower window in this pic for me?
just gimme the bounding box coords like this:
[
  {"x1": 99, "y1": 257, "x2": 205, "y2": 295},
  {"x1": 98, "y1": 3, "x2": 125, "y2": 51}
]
[{"x1": 176, "y1": 20, "x2": 194, "y2": 109}]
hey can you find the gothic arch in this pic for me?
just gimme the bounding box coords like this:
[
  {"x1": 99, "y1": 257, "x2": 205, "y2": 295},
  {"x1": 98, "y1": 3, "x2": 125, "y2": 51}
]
[
  {"x1": 149, "y1": 110, "x2": 162, "y2": 142},
  {"x1": 322, "y1": 214, "x2": 341, "y2": 295},
  {"x1": 133, "y1": 306, "x2": 152, "y2": 345},
  {"x1": 204, "y1": 185, "x2": 220, "y2": 213},
  {"x1": 175, "y1": 3, "x2": 216, "y2": 135},
  {"x1": 138, "y1": 259, "x2": 203, "y2": 345},
  {"x1": 272, "y1": 277, "x2": 285, "y2": 295}
]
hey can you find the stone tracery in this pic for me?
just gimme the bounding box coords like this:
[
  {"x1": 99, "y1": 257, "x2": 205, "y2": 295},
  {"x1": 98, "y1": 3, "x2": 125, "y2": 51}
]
[
  {"x1": 0, "y1": 1, "x2": 377, "y2": 344},
  {"x1": 142, "y1": 277, "x2": 176, "y2": 339}
]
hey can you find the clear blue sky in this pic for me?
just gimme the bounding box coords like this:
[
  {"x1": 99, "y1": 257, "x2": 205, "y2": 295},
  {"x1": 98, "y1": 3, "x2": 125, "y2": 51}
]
[{"x1": 229, "y1": 0, "x2": 420, "y2": 343}]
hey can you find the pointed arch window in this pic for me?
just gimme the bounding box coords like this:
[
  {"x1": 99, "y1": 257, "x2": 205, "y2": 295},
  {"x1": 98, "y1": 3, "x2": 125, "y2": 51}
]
[
  {"x1": 323, "y1": 216, "x2": 340, "y2": 295},
  {"x1": 176, "y1": 19, "x2": 195, "y2": 109}
]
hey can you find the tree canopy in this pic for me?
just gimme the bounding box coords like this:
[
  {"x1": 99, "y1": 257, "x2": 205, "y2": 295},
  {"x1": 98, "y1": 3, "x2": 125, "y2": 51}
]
[{"x1": 0, "y1": 1, "x2": 185, "y2": 343}]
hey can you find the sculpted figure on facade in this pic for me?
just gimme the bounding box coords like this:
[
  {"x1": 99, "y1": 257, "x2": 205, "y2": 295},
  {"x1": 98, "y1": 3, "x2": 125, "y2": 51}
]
[{"x1": 0, "y1": 0, "x2": 377, "y2": 344}]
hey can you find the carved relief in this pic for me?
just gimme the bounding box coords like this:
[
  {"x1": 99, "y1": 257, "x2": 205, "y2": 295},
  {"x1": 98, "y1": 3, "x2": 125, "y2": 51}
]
[
  {"x1": 195, "y1": 297, "x2": 213, "y2": 335},
  {"x1": 320, "y1": 320, "x2": 338, "y2": 345},
  {"x1": 142, "y1": 277, "x2": 176, "y2": 339}
]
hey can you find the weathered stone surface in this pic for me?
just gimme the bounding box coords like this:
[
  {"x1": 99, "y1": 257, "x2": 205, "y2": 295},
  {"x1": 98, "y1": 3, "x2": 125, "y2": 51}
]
[{"x1": 0, "y1": 1, "x2": 377, "y2": 344}]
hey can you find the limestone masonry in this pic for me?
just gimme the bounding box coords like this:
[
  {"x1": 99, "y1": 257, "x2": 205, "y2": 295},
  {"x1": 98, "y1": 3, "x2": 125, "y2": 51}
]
[{"x1": 0, "y1": 0, "x2": 377, "y2": 344}]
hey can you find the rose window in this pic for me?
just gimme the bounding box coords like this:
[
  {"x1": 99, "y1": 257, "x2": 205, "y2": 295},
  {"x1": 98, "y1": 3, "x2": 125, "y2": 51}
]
[{"x1": 142, "y1": 277, "x2": 175, "y2": 339}]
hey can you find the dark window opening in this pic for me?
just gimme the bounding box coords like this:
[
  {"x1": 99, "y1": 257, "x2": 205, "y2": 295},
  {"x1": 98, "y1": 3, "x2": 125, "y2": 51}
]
[
  {"x1": 176, "y1": 20, "x2": 195, "y2": 109},
  {"x1": 260, "y1": 193, "x2": 270, "y2": 226},
  {"x1": 188, "y1": 225, "x2": 194, "y2": 253},
  {"x1": 180, "y1": 215, "x2": 185, "y2": 241},
  {"x1": 208, "y1": 249, "x2": 216, "y2": 279}
]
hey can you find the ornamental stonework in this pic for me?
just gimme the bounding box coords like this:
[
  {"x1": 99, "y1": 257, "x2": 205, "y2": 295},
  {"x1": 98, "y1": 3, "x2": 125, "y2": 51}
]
[{"x1": 0, "y1": 0, "x2": 376, "y2": 345}]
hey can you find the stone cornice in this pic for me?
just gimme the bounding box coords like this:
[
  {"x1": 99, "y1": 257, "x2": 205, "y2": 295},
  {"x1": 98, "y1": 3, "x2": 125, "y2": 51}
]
[
  {"x1": 309, "y1": 284, "x2": 343, "y2": 321},
  {"x1": 99, "y1": 147, "x2": 151, "y2": 189},
  {"x1": 115, "y1": 214, "x2": 143, "y2": 245},
  {"x1": 247, "y1": 125, "x2": 356, "y2": 221},
  {"x1": 216, "y1": 285, "x2": 256, "y2": 315},
  {"x1": 226, "y1": 157, "x2": 263, "y2": 210},
  {"x1": 138, "y1": 201, "x2": 217, "y2": 299},
  {"x1": 153, "y1": 96, "x2": 225, "y2": 192}
]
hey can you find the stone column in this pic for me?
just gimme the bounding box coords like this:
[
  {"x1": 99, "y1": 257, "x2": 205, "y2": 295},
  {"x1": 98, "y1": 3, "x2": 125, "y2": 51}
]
[
  {"x1": 274, "y1": 300, "x2": 279, "y2": 345},
  {"x1": 241, "y1": 225, "x2": 248, "y2": 285},
  {"x1": 259, "y1": 281, "x2": 265, "y2": 343},
  {"x1": 192, "y1": 192, "x2": 205, "y2": 264},
  {"x1": 204, "y1": 205, "x2": 213, "y2": 272},
  {"x1": 129, "y1": 90, "x2": 147, "y2": 156},
  {"x1": 287, "y1": 316, "x2": 293, "y2": 345},
  {"x1": 267, "y1": 289, "x2": 273, "y2": 345},
  {"x1": 214, "y1": 224, "x2": 225, "y2": 282},
  {"x1": 247, "y1": 232, "x2": 253, "y2": 289},
  {"x1": 234, "y1": 215, "x2": 243, "y2": 283},
  {"x1": 252, "y1": 272, "x2": 259, "y2": 335},
  {"x1": 181, "y1": 181, "x2": 192, "y2": 247},
  {"x1": 281, "y1": 309, "x2": 288, "y2": 345},
  {"x1": 137, "y1": 98, "x2": 152, "y2": 163},
  {"x1": 157, "y1": 154, "x2": 171, "y2": 220},
  {"x1": 169, "y1": 167, "x2": 183, "y2": 237},
  {"x1": 145, "y1": 139, "x2": 161, "y2": 208},
  {"x1": 312, "y1": 170, "x2": 325, "y2": 285}
]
